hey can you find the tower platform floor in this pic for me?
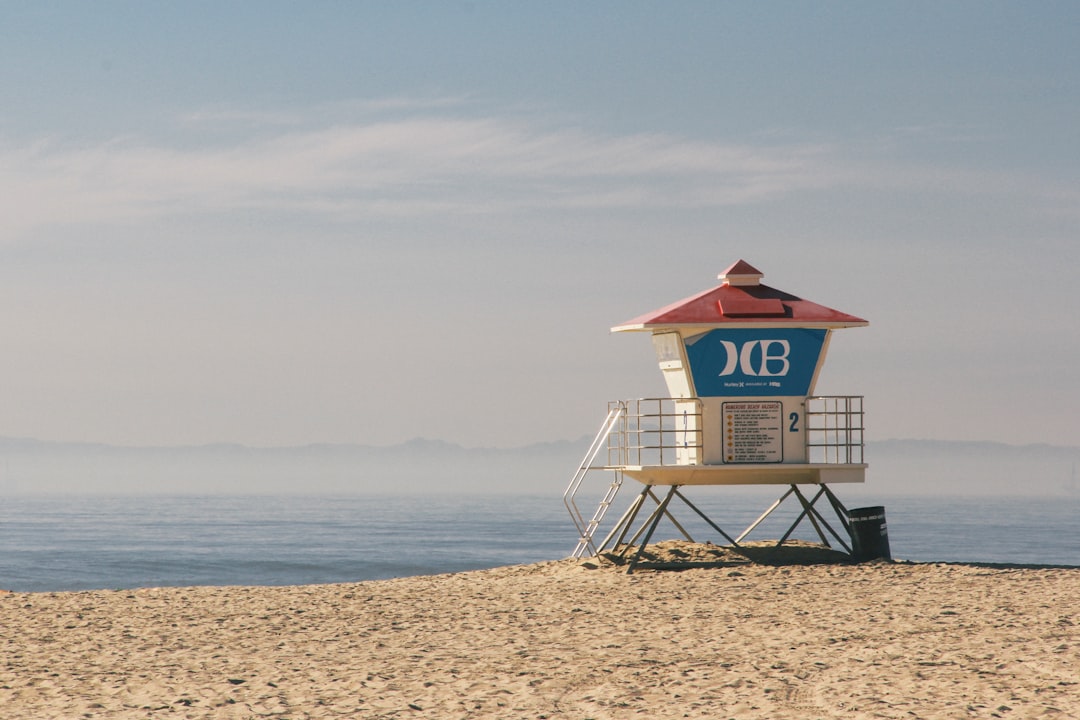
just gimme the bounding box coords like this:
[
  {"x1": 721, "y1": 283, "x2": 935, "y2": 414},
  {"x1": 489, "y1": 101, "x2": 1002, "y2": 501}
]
[{"x1": 618, "y1": 463, "x2": 866, "y2": 486}]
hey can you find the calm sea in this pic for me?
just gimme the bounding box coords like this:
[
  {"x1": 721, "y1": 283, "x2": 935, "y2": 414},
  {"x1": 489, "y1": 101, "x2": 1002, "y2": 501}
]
[{"x1": 1, "y1": 492, "x2": 1077, "y2": 592}]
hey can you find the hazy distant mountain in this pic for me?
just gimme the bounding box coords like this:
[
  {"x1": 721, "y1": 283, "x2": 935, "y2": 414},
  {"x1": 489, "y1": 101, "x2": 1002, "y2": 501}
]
[
  {"x1": 1, "y1": 436, "x2": 1077, "y2": 497},
  {"x1": 0, "y1": 435, "x2": 593, "y2": 496},
  {"x1": 863, "y1": 439, "x2": 1079, "y2": 497}
]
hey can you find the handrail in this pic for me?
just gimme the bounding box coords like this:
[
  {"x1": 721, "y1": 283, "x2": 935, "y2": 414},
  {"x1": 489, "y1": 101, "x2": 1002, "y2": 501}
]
[{"x1": 563, "y1": 405, "x2": 625, "y2": 554}]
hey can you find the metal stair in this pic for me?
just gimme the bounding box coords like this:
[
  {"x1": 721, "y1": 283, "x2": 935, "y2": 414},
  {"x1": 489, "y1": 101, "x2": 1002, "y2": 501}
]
[{"x1": 563, "y1": 404, "x2": 625, "y2": 558}]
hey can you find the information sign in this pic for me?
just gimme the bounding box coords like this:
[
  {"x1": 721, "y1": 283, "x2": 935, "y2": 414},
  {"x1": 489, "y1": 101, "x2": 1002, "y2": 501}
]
[{"x1": 722, "y1": 401, "x2": 784, "y2": 463}]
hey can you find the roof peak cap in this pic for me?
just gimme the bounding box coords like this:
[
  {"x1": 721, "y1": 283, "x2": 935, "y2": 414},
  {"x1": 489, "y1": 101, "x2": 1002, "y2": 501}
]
[{"x1": 719, "y1": 259, "x2": 764, "y2": 287}]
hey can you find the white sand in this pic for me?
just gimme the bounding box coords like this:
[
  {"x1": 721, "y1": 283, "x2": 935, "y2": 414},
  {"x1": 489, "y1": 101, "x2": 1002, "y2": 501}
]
[{"x1": 2, "y1": 542, "x2": 1077, "y2": 719}]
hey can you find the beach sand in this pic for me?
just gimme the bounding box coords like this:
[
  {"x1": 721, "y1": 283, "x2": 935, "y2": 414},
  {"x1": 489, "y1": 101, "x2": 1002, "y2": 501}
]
[{"x1": 2, "y1": 541, "x2": 1077, "y2": 719}]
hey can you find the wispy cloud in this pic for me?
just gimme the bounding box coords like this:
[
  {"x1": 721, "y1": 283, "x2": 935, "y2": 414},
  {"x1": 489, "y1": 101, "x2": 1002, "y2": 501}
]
[
  {"x1": 2, "y1": 106, "x2": 1073, "y2": 239},
  {"x1": 0, "y1": 109, "x2": 841, "y2": 236}
]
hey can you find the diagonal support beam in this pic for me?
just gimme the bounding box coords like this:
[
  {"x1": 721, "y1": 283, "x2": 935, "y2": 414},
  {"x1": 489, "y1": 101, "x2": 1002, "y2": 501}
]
[
  {"x1": 595, "y1": 484, "x2": 652, "y2": 555},
  {"x1": 673, "y1": 488, "x2": 740, "y2": 546},
  {"x1": 736, "y1": 486, "x2": 796, "y2": 544},
  {"x1": 626, "y1": 485, "x2": 680, "y2": 573}
]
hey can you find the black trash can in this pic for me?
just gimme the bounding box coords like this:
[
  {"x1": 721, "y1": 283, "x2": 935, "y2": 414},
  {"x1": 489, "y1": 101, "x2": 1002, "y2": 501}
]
[{"x1": 848, "y1": 506, "x2": 891, "y2": 562}]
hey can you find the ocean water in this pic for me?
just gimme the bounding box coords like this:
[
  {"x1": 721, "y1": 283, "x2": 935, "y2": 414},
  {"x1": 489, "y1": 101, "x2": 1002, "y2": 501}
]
[{"x1": 1, "y1": 492, "x2": 1077, "y2": 592}]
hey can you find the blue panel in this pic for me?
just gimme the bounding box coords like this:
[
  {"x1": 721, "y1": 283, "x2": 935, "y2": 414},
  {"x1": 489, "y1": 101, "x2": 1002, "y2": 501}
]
[{"x1": 684, "y1": 328, "x2": 827, "y2": 397}]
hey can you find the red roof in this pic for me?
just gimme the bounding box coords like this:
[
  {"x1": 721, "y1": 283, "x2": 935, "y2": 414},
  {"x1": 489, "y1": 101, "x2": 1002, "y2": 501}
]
[{"x1": 612, "y1": 261, "x2": 868, "y2": 331}]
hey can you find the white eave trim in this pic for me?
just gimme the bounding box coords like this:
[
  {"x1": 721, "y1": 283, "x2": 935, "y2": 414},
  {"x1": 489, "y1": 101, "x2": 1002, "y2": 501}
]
[{"x1": 611, "y1": 320, "x2": 869, "y2": 333}]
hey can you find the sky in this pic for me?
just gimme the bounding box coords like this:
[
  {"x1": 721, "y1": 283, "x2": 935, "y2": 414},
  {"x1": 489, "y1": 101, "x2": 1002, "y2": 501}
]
[{"x1": 1, "y1": 1, "x2": 1078, "y2": 450}]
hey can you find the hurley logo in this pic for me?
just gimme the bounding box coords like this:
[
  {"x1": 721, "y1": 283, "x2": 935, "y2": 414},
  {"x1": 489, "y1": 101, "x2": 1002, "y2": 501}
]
[{"x1": 716, "y1": 340, "x2": 791, "y2": 377}]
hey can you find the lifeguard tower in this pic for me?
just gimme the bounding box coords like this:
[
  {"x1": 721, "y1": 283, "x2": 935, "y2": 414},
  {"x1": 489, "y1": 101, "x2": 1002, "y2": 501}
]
[{"x1": 564, "y1": 260, "x2": 870, "y2": 570}]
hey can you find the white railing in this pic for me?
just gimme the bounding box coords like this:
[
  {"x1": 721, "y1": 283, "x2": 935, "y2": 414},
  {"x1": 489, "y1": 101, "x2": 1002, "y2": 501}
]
[
  {"x1": 598, "y1": 395, "x2": 865, "y2": 467},
  {"x1": 805, "y1": 395, "x2": 865, "y2": 464},
  {"x1": 606, "y1": 398, "x2": 704, "y2": 468}
]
